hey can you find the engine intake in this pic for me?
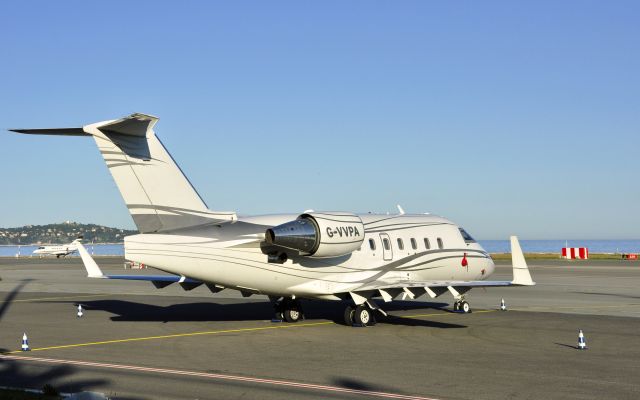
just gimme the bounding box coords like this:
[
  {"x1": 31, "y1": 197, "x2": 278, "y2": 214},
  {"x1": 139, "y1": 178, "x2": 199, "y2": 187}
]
[{"x1": 265, "y1": 212, "x2": 365, "y2": 258}]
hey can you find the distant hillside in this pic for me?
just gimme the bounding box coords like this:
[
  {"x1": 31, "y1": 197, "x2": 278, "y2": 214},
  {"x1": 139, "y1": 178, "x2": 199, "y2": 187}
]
[{"x1": 0, "y1": 222, "x2": 138, "y2": 245}]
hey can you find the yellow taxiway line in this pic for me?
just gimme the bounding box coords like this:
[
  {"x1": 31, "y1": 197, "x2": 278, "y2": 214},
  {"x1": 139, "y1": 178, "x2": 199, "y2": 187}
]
[
  {"x1": 8, "y1": 321, "x2": 333, "y2": 354},
  {"x1": 8, "y1": 309, "x2": 486, "y2": 354}
]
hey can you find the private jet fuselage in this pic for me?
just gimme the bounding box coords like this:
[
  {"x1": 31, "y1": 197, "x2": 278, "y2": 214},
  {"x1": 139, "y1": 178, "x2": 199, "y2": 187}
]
[{"x1": 126, "y1": 213, "x2": 494, "y2": 301}]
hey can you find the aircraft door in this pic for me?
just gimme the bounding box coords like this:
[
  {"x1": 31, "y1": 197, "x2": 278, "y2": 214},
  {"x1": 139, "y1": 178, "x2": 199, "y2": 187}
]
[{"x1": 379, "y1": 233, "x2": 393, "y2": 261}]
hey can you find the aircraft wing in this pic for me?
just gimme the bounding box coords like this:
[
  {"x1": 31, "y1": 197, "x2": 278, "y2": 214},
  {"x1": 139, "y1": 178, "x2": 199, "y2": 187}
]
[
  {"x1": 76, "y1": 241, "x2": 203, "y2": 290},
  {"x1": 345, "y1": 236, "x2": 535, "y2": 303},
  {"x1": 356, "y1": 279, "x2": 518, "y2": 292}
]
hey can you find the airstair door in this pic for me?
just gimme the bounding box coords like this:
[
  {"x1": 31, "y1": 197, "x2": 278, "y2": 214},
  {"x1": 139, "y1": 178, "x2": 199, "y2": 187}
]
[{"x1": 379, "y1": 233, "x2": 393, "y2": 261}]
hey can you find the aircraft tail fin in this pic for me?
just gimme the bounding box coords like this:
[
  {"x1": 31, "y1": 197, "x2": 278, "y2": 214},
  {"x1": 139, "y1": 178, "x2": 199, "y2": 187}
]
[{"x1": 11, "y1": 113, "x2": 236, "y2": 233}]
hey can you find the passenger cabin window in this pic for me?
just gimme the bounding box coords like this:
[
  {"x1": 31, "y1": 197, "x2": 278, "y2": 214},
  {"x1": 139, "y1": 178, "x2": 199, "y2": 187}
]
[
  {"x1": 437, "y1": 238, "x2": 444, "y2": 249},
  {"x1": 397, "y1": 238, "x2": 404, "y2": 250},
  {"x1": 369, "y1": 238, "x2": 376, "y2": 251},
  {"x1": 424, "y1": 238, "x2": 431, "y2": 249},
  {"x1": 383, "y1": 238, "x2": 391, "y2": 251},
  {"x1": 459, "y1": 228, "x2": 476, "y2": 243},
  {"x1": 410, "y1": 238, "x2": 417, "y2": 250}
]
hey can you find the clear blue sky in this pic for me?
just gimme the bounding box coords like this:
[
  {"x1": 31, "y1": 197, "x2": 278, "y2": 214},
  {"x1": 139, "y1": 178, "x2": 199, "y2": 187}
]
[{"x1": 1, "y1": 1, "x2": 638, "y2": 239}]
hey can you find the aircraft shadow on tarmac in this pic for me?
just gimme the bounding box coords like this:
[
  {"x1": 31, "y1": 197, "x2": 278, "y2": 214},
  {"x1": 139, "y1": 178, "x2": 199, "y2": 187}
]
[
  {"x1": 0, "y1": 279, "x2": 33, "y2": 323},
  {"x1": 0, "y1": 360, "x2": 125, "y2": 398},
  {"x1": 573, "y1": 291, "x2": 640, "y2": 300},
  {"x1": 60, "y1": 299, "x2": 466, "y2": 328}
]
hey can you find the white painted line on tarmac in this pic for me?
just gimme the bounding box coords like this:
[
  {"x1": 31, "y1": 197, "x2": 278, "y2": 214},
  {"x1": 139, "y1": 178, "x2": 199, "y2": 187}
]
[{"x1": 0, "y1": 354, "x2": 441, "y2": 400}]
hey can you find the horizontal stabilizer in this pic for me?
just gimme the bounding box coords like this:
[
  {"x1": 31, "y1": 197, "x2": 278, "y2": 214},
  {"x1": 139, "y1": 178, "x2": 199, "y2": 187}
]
[
  {"x1": 9, "y1": 127, "x2": 87, "y2": 136},
  {"x1": 9, "y1": 113, "x2": 157, "y2": 137},
  {"x1": 97, "y1": 113, "x2": 158, "y2": 137}
]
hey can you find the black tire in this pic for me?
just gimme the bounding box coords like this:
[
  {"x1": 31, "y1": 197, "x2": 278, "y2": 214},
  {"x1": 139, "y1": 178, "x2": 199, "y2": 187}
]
[
  {"x1": 453, "y1": 301, "x2": 460, "y2": 311},
  {"x1": 368, "y1": 311, "x2": 377, "y2": 326},
  {"x1": 283, "y1": 307, "x2": 301, "y2": 323},
  {"x1": 354, "y1": 305, "x2": 372, "y2": 326},
  {"x1": 343, "y1": 305, "x2": 355, "y2": 326},
  {"x1": 461, "y1": 301, "x2": 471, "y2": 313}
]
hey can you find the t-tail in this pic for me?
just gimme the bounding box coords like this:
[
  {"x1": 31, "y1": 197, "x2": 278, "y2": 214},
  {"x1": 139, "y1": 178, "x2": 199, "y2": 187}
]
[{"x1": 11, "y1": 113, "x2": 236, "y2": 232}]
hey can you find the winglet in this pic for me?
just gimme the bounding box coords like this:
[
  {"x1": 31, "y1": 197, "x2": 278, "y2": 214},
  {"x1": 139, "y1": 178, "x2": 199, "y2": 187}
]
[
  {"x1": 510, "y1": 236, "x2": 535, "y2": 286},
  {"x1": 76, "y1": 242, "x2": 105, "y2": 278}
]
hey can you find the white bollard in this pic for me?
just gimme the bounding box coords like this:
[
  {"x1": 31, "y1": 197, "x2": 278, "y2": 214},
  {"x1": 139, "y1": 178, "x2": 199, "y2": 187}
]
[
  {"x1": 578, "y1": 329, "x2": 587, "y2": 350},
  {"x1": 500, "y1": 298, "x2": 506, "y2": 311},
  {"x1": 21, "y1": 333, "x2": 30, "y2": 351},
  {"x1": 77, "y1": 304, "x2": 84, "y2": 318}
]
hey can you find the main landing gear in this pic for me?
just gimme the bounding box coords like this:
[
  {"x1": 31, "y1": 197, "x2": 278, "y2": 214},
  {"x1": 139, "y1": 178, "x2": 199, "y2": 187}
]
[
  {"x1": 344, "y1": 304, "x2": 377, "y2": 327},
  {"x1": 453, "y1": 299, "x2": 471, "y2": 313},
  {"x1": 272, "y1": 297, "x2": 304, "y2": 323}
]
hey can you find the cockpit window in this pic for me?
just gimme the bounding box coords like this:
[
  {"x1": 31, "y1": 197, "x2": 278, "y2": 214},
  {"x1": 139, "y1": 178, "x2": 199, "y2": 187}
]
[{"x1": 459, "y1": 228, "x2": 476, "y2": 243}]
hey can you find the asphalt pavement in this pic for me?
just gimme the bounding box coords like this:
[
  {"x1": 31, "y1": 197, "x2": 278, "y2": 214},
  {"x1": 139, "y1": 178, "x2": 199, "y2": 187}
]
[{"x1": 0, "y1": 257, "x2": 639, "y2": 399}]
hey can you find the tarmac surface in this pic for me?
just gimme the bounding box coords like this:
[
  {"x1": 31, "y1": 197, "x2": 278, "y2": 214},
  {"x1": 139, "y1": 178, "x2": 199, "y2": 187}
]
[{"x1": 0, "y1": 256, "x2": 639, "y2": 399}]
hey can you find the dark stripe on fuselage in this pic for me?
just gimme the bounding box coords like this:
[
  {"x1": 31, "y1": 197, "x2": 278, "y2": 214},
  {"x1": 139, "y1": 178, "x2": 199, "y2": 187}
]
[{"x1": 365, "y1": 223, "x2": 449, "y2": 233}]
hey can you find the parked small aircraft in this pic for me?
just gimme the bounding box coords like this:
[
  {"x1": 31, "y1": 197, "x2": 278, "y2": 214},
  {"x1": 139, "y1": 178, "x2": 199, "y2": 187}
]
[
  {"x1": 12, "y1": 114, "x2": 534, "y2": 326},
  {"x1": 33, "y1": 237, "x2": 82, "y2": 258}
]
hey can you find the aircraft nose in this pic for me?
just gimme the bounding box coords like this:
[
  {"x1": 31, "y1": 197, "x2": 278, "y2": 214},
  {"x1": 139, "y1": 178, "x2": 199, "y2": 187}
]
[{"x1": 487, "y1": 255, "x2": 496, "y2": 275}]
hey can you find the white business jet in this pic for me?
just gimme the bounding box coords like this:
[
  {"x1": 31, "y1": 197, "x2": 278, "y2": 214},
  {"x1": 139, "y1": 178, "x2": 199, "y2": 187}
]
[
  {"x1": 33, "y1": 237, "x2": 82, "y2": 258},
  {"x1": 12, "y1": 114, "x2": 534, "y2": 326}
]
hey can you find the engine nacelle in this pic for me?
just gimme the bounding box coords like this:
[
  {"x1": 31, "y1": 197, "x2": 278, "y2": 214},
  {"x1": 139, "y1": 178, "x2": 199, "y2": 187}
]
[{"x1": 265, "y1": 212, "x2": 365, "y2": 258}]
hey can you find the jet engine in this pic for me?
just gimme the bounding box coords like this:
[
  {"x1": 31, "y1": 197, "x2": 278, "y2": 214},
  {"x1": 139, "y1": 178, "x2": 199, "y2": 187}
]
[{"x1": 265, "y1": 212, "x2": 365, "y2": 258}]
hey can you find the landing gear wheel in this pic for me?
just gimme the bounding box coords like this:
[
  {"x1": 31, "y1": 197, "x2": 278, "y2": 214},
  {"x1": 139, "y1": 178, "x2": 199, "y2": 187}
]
[
  {"x1": 460, "y1": 301, "x2": 471, "y2": 313},
  {"x1": 283, "y1": 307, "x2": 301, "y2": 323},
  {"x1": 343, "y1": 305, "x2": 355, "y2": 326},
  {"x1": 354, "y1": 305, "x2": 375, "y2": 326},
  {"x1": 453, "y1": 301, "x2": 460, "y2": 312}
]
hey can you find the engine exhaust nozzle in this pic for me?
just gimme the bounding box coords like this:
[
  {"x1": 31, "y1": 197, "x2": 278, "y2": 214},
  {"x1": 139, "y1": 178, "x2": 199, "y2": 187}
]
[{"x1": 265, "y1": 218, "x2": 318, "y2": 254}]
